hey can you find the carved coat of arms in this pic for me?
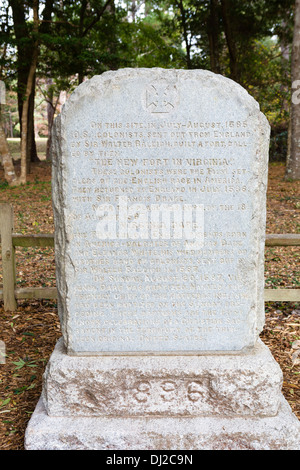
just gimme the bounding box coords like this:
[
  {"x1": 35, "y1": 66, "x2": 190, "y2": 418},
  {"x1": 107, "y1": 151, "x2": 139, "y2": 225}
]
[{"x1": 145, "y1": 79, "x2": 178, "y2": 114}]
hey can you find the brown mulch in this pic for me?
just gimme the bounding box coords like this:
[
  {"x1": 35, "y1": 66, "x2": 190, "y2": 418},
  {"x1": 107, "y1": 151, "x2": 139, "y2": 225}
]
[{"x1": 0, "y1": 161, "x2": 299, "y2": 450}]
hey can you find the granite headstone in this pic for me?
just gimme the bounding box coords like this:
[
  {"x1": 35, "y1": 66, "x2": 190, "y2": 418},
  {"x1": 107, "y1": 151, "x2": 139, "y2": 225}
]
[
  {"x1": 25, "y1": 69, "x2": 300, "y2": 450},
  {"x1": 52, "y1": 68, "x2": 268, "y2": 354}
]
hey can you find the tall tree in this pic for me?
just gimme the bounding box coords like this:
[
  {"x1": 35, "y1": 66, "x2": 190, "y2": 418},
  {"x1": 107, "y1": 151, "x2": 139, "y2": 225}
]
[
  {"x1": 207, "y1": 0, "x2": 221, "y2": 73},
  {"x1": 286, "y1": 0, "x2": 300, "y2": 179},
  {"x1": 9, "y1": 0, "x2": 54, "y2": 169},
  {"x1": 176, "y1": 0, "x2": 193, "y2": 68},
  {"x1": 220, "y1": 0, "x2": 239, "y2": 81},
  {"x1": 0, "y1": 3, "x2": 17, "y2": 184},
  {"x1": 10, "y1": 0, "x2": 38, "y2": 166},
  {"x1": 19, "y1": 0, "x2": 39, "y2": 184}
]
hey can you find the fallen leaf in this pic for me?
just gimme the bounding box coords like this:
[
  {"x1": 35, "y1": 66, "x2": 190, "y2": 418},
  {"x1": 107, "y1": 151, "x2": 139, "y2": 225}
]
[{"x1": 291, "y1": 348, "x2": 300, "y2": 367}]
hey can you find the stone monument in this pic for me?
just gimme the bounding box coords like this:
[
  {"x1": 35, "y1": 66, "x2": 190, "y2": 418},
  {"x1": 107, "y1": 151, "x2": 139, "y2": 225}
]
[{"x1": 25, "y1": 68, "x2": 300, "y2": 450}]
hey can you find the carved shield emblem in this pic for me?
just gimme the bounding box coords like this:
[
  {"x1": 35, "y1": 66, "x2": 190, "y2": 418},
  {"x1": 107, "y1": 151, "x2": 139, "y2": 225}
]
[{"x1": 145, "y1": 79, "x2": 178, "y2": 114}]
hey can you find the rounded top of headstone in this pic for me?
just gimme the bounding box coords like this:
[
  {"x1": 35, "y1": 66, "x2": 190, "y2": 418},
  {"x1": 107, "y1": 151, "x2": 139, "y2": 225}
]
[{"x1": 63, "y1": 68, "x2": 264, "y2": 121}]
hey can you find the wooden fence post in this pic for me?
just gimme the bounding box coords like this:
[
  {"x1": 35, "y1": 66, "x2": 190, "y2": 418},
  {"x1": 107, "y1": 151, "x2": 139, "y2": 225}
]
[{"x1": 0, "y1": 203, "x2": 17, "y2": 310}]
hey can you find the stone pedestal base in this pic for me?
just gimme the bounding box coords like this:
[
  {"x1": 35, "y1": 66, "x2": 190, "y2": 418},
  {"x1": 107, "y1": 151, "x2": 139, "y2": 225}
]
[
  {"x1": 25, "y1": 396, "x2": 300, "y2": 450},
  {"x1": 25, "y1": 338, "x2": 300, "y2": 450}
]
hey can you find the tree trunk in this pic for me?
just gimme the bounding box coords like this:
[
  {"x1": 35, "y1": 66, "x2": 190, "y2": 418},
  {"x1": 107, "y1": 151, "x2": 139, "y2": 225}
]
[
  {"x1": 19, "y1": 0, "x2": 39, "y2": 184},
  {"x1": 177, "y1": 0, "x2": 192, "y2": 69},
  {"x1": 19, "y1": 64, "x2": 36, "y2": 183},
  {"x1": 286, "y1": 0, "x2": 300, "y2": 180},
  {"x1": 27, "y1": 78, "x2": 39, "y2": 165},
  {"x1": 221, "y1": 0, "x2": 239, "y2": 82},
  {"x1": 107, "y1": 0, "x2": 118, "y2": 70},
  {"x1": 0, "y1": 115, "x2": 18, "y2": 186},
  {"x1": 45, "y1": 78, "x2": 57, "y2": 161},
  {"x1": 208, "y1": 0, "x2": 220, "y2": 73},
  {"x1": 26, "y1": 76, "x2": 39, "y2": 173},
  {"x1": 10, "y1": 0, "x2": 39, "y2": 165},
  {"x1": 131, "y1": 0, "x2": 136, "y2": 22}
]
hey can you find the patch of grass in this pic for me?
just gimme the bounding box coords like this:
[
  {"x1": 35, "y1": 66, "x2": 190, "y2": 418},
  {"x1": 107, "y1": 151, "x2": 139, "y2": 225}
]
[{"x1": 0, "y1": 181, "x2": 9, "y2": 190}]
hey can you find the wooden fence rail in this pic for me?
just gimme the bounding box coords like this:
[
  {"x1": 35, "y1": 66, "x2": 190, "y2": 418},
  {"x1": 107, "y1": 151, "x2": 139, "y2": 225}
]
[{"x1": 0, "y1": 203, "x2": 300, "y2": 310}]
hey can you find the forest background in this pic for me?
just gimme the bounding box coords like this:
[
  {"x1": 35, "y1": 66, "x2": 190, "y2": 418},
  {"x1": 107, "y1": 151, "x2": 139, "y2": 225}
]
[
  {"x1": 0, "y1": 0, "x2": 300, "y2": 183},
  {"x1": 0, "y1": 0, "x2": 300, "y2": 450}
]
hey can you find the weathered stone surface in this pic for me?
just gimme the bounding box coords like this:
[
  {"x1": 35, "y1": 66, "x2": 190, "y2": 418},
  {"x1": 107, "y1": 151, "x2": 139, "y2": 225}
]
[
  {"x1": 25, "y1": 68, "x2": 300, "y2": 450},
  {"x1": 42, "y1": 338, "x2": 282, "y2": 418},
  {"x1": 51, "y1": 68, "x2": 270, "y2": 354},
  {"x1": 25, "y1": 396, "x2": 300, "y2": 450}
]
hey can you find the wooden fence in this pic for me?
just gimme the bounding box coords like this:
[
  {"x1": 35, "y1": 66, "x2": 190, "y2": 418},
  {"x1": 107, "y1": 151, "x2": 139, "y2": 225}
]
[{"x1": 0, "y1": 202, "x2": 300, "y2": 311}]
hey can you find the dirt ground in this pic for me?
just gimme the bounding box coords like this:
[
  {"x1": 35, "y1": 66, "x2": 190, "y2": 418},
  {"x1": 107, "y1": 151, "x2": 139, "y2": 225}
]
[{"x1": 0, "y1": 160, "x2": 299, "y2": 450}]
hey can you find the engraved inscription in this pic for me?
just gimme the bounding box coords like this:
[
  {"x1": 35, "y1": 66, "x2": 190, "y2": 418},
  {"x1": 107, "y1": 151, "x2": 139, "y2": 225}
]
[
  {"x1": 187, "y1": 381, "x2": 206, "y2": 402},
  {"x1": 57, "y1": 70, "x2": 268, "y2": 353},
  {"x1": 160, "y1": 381, "x2": 177, "y2": 402},
  {"x1": 133, "y1": 381, "x2": 151, "y2": 402},
  {"x1": 130, "y1": 379, "x2": 213, "y2": 406}
]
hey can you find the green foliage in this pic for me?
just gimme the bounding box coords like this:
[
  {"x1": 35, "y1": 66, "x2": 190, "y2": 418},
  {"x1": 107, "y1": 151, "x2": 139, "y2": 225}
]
[
  {"x1": 270, "y1": 129, "x2": 288, "y2": 162},
  {"x1": 241, "y1": 38, "x2": 291, "y2": 122},
  {"x1": 12, "y1": 358, "x2": 37, "y2": 370},
  {"x1": 0, "y1": 0, "x2": 296, "y2": 156}
]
